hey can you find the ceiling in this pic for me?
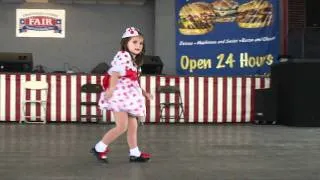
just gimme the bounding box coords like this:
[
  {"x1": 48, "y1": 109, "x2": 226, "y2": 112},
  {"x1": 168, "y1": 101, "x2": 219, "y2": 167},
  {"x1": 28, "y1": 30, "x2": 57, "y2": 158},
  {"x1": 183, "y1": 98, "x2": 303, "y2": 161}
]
[{"x1": 0, "y1": 0, "x2": 147, "y2": 5}]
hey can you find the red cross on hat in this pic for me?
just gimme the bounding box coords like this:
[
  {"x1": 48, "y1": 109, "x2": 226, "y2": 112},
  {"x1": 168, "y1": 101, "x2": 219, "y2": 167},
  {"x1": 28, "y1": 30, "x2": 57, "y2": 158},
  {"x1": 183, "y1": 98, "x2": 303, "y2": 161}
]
[{"x1": 122, "y1": 27, "x2": 140, "y2": 38}]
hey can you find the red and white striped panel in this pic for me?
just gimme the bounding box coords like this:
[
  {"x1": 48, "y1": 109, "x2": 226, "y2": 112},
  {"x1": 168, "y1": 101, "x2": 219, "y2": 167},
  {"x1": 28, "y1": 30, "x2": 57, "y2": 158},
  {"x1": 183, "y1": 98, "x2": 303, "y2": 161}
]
[{"x1": 0, "y1": 73, "x2": 270, "y2": 123}]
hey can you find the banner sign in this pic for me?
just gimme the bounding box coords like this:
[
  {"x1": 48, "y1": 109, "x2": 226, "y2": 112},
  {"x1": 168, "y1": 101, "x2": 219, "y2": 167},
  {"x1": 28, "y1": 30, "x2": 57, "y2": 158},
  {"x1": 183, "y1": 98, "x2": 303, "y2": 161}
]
[
  {"x1": 176, "y1": 0, "x2": 280, "y2": 76},
  {"x1": 16, "y1": 9, "x2": 66, "y2": 38}
]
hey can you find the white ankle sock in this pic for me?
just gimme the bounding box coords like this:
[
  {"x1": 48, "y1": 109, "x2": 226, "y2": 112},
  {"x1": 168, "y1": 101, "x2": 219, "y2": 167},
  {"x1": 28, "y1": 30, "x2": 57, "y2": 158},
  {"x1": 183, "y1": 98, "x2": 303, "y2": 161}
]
[
  {"x1": 95, "y1": 141, "x2": 107, "y2": 152},
  {"x1": 130, "y1": 147, "x2": 141, "y2": 157}
]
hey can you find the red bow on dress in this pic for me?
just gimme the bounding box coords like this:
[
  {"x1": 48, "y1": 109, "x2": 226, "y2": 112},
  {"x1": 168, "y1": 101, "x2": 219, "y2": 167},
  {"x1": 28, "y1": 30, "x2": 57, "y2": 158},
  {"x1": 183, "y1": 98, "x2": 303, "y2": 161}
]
[
  {"x1": 102, "y1": 74, "x2": 110, "y2": 90},
  {"x1": 102, "y1": 69, "x2": 138, "y2": 90},
  {"x1": 125, "y1": 69, "x2": 138, "y2": 81}
]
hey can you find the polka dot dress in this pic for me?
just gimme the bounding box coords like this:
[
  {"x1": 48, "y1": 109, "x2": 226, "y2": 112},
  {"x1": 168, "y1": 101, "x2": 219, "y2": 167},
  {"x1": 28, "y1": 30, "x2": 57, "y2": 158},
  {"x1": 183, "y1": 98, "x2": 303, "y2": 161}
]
[{"x1": 98, "y1": 51, "x2": 146, "y2": 117}]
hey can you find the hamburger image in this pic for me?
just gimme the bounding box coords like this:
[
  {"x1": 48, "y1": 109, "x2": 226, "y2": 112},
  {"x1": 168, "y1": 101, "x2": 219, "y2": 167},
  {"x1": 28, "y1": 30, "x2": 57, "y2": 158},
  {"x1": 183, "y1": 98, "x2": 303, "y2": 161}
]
[
  {"x1": 178, "y1": 2, "x2": 215, "y2": 35},
  {"x1": 211, "y1": 0, "x2": 239, "y2": 23},
  {"x1": 236, "y1": 0, "x2": 273, "y2": 28}
]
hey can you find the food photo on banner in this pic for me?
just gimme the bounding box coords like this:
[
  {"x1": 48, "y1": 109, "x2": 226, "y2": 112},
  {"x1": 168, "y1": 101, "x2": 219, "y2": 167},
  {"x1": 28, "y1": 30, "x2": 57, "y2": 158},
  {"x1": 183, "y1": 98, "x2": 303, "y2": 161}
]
[{"x1": 176, "y1": 0, "x2": 280, "y2": 76}]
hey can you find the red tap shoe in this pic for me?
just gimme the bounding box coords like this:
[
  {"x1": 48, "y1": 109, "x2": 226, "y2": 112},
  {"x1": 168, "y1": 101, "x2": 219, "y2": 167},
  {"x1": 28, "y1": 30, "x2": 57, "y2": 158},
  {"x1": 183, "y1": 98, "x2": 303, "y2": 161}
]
[
  {"x1": 129, "y1": 152, "x2": 151, "y2": 162},
  {"x1": 91, "y1": 147, "x2": 110, "y2": 163}
]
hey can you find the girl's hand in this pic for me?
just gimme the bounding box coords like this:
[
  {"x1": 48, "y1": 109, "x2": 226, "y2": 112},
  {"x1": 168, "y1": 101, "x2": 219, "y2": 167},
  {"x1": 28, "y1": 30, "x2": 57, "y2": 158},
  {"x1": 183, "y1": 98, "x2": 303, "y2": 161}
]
[
  {"x1": 104, "y1": 72, "x2": 120, "y2": 100},
  {"x1": 104, "y1": 88, "x2": 114, "y2": 100},
  {"x1": 144, "y1": 92, "x2": 153, "y2": 101}
]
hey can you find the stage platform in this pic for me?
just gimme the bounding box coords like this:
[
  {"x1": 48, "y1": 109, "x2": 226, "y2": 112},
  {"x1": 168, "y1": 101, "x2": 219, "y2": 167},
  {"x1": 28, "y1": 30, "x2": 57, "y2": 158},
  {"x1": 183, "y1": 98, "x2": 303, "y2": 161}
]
[
  {"x1": 0, "y1": 124, "x2": 319, "y2": 180},
  {"x1": 0, "y1": 73, "x2": 270, "y2": 123}
]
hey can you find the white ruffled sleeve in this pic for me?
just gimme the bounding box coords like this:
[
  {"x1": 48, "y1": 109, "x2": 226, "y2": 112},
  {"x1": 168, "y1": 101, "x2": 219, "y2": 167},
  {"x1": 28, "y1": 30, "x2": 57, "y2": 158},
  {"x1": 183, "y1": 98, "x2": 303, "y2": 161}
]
[{"x1": 108, "y1": 51, "x2": 132, "y2": 76}]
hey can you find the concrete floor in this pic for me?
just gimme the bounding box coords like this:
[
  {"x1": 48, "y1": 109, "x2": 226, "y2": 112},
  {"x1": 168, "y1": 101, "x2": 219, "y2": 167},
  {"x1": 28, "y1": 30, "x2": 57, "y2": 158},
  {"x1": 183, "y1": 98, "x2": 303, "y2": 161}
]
[{"x1": 0, "y1": 123, "x2": 320, "y2": 180}]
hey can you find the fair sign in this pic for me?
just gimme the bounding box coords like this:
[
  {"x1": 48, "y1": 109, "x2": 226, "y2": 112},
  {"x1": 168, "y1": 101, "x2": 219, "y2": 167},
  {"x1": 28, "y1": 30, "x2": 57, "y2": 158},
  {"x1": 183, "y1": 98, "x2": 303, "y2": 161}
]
[{"x1": 16, "y1": 9, "x2": 66, "y2": 38}]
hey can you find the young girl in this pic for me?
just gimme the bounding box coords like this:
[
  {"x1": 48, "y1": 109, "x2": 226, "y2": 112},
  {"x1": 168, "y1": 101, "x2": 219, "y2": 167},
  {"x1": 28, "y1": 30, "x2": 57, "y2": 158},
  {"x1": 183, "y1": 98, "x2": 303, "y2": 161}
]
[{"x1": 92, "y1": 27, "x2": 152, "y2": 163}]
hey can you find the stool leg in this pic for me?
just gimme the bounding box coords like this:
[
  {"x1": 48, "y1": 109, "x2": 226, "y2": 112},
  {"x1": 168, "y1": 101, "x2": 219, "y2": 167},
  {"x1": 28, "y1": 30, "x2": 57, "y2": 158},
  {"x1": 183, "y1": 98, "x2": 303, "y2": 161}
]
[
  {"x1": 160, "y1": 105, "x2": 164, "y2": 122},
  {"x1": 179, "y1": 104, "x2": 184, "y2": 120}
]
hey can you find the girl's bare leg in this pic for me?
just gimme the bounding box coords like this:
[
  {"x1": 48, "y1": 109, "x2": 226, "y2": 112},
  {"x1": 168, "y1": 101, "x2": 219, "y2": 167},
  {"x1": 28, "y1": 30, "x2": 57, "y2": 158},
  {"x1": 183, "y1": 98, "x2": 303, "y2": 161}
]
[
  {"x1": 127, "y1": 116, "x2": 151, "y2": 162},
  {"x1": 101, "y1": 111, "x2": 128, "y2": 145},
  {"x1": 127, "y1": 116, "x2": 138, "y2": 149}
]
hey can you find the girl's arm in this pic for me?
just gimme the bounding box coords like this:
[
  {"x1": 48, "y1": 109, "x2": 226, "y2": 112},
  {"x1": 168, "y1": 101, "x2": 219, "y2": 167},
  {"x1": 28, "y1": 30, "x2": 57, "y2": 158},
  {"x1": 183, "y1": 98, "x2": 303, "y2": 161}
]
[
  {"x1": 141, "y1": 88, "x2": 147, "y2": 96},
  {"x1": 141, "y1": 88, "x2": 153, "y2": 100},
  {"x1": 108, "y1": 72, "x2": 120, "y2": 91},
  {"x1": 105, "y1": 72, "x2": 120, "y2": 99},
  {"x1": 137, "y1": 68, "x2": 153, "y2": 100}
]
